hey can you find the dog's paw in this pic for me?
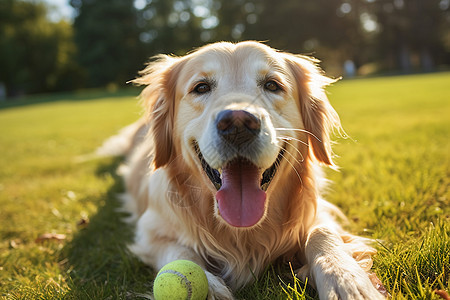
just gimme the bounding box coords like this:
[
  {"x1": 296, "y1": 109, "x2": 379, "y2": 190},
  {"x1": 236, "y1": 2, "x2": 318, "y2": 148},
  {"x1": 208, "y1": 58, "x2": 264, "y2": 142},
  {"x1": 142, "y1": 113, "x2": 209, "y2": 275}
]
[
  {"x1": 205, "y1": 271, "x2": 234, "y2": 300},
  {"x1": 311, "y1": 255, "x2": 385, "y2": 300}
]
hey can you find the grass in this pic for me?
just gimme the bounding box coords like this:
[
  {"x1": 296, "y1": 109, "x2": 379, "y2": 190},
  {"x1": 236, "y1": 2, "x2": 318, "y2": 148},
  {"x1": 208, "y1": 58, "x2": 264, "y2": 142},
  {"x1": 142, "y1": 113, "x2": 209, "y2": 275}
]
[{"x1": 0, "y1": 73, "x2": 449, "y2": 299}]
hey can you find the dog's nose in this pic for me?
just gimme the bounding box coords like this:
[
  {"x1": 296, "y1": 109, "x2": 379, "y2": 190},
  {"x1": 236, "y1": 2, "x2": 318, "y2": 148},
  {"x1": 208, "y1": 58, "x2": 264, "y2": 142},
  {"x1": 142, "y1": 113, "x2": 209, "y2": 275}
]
[{"x1": 216, "y1": 110, "x2": 261, "y2": 145}]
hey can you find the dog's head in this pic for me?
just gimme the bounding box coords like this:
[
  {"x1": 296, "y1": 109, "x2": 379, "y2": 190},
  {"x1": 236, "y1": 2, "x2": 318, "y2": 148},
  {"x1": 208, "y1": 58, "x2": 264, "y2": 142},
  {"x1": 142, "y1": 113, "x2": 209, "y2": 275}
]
[{"x1": 134, "y1": 41, "x2": 340, "y2": 228}]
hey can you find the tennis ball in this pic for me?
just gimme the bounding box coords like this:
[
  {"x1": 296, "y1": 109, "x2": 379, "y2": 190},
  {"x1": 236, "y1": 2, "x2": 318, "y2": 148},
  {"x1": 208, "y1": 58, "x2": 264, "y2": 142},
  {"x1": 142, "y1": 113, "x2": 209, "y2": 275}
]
[{"x1": 153, "y1": 260, "x2": 209, "y2": 300}]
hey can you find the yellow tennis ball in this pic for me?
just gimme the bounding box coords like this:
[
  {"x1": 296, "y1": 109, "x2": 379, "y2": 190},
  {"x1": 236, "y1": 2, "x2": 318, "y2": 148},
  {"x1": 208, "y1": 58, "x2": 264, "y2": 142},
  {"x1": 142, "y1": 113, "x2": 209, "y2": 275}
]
[{"x1": 153, "y1": 260, "x2": 209, "y2": 300}]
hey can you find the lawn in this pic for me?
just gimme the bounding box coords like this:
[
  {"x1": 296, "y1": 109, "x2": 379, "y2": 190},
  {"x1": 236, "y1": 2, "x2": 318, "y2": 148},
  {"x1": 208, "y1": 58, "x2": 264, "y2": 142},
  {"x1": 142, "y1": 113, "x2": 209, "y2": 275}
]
[{"x1": 0, "y1": 73, "x2": 449, "y2": 299}]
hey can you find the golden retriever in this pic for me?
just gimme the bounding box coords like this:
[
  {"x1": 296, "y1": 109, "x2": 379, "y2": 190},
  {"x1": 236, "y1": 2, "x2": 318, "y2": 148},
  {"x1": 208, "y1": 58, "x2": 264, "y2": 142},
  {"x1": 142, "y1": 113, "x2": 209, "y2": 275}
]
[{"x1": 100, "y1": 41, "x2": 385, "y2": 299}]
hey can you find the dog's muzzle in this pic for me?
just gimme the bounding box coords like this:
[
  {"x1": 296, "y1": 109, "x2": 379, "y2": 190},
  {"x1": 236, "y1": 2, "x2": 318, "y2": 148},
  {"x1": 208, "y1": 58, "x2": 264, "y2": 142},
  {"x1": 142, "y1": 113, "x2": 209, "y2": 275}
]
[{"x1": 193, "y1": 109, "x2": 285, "y2": 228}]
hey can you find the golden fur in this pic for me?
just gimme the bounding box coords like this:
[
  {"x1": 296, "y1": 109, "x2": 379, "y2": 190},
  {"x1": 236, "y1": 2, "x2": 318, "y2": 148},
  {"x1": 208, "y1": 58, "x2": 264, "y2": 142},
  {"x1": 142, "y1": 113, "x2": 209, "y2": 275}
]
[{"x1": 103, "y1": 41, "x2": 384, "y2": 299}]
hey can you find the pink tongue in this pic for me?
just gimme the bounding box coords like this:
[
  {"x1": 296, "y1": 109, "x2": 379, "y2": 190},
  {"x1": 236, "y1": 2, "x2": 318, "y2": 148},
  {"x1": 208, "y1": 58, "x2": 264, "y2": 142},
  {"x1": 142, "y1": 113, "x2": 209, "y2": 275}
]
[{"x1": 216, "y1": 160, "x2": 266, "y2": 227}]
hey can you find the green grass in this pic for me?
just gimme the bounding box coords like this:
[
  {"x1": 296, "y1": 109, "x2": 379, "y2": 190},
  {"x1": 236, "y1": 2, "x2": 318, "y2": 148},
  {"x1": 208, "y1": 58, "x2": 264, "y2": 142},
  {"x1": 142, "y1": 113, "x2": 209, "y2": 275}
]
[{"x1": 0, "y1": 73, "x2": 449, "y2": 299}]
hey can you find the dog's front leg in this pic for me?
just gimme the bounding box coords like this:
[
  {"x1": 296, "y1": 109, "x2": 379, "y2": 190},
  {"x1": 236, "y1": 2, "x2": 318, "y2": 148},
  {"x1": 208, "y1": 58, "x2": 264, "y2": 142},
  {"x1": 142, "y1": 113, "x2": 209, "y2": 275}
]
[
  {"x1": 303, "y1": 226, "x2": 385, "y2": 300},
  {"x1": 129, "y1": 209, "x2": 234, "y2": 300}
]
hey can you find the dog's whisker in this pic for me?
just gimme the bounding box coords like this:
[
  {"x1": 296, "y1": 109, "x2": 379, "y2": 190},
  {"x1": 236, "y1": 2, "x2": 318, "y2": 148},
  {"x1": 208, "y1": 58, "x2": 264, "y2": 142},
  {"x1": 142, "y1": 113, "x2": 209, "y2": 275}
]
[
  {"x1": 281, "y1": 147, "x2": 304, "y2": 166},
  {"x1": 279, "y1": 151, "x2": 303, "y2": 187},
  {"x1": 277, "y1": 135, "x2": 309, "y2": 148},
  {"x1": 275, "y1": 128, "x2": 322, "y2": 142},
  {"x1": 280, "y1": 140, "x2": 305, "y2": 163},
  {"x1": 275, "y1": 140, "x2": 304, "y2": 163}
]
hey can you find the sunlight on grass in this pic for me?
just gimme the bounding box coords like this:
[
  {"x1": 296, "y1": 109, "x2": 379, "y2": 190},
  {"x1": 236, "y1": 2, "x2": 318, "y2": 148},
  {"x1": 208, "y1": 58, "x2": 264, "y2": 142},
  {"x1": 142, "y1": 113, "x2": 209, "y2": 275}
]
[
  {"x1": 326, "y1": 73, "x2": 449, "y2": 237},
  {"x1": 279, "y1": 266, "x2": 314, "y2": 300},
  {"x1": 375, "y1": 221, "x2": 449, "y2": 299},
  {"x1": 0, "y1": 74, "x2": 449, "y2": 299}
]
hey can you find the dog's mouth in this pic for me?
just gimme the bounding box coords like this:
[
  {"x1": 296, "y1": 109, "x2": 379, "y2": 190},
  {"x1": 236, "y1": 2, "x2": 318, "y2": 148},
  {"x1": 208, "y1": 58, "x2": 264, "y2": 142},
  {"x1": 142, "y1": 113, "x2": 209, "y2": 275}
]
[
  {"x1": 193, "y1": 142, "x2": 284, "y2": 227},
  {"x1": 193, "y1": 142, "x2": 284, "y2": 191}
]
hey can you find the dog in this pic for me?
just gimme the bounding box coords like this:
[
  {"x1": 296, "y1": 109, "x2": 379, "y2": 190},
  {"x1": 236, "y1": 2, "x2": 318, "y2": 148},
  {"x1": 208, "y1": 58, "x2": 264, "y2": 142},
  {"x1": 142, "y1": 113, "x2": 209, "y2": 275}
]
[{"x1": 100, "y1": 41, "x2": 385, "y2": 299}]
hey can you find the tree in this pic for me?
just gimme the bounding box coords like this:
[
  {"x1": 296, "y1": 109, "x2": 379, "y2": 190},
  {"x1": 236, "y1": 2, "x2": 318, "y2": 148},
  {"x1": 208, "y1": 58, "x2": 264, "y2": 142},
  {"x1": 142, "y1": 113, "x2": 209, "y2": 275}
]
[
  {"x1": 211, "y1": 0, "x2": 363, "y2": 74},
  {"x1": 211, "y1": 0, "x2": 449, "y2": 74},
  {"x1": 371, "y1": 0, "x2": 449, "y2": 72},
  {"x1": 70, "y1": 0, "x2": 144, "y2": 87},
  {"x1": 135, "y1": 0, "x2": 205, "y2": 56},
  {"x1": 0, "y1": 0, "x2": 81, "y2": 97}
]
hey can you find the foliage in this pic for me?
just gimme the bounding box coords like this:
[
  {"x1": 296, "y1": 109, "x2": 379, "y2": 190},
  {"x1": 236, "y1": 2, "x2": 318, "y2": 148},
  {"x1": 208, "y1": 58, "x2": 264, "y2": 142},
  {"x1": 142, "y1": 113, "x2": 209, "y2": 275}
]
[
  {"x1": 70, "y1": 0, "x2": 144, "y2": 87},
  {"x1": 213, "y1": 0, "x2": 449, "y2": 74},
  {"x1": 1, "y1": 0, "x2": 449, "y2": 97},
  {"x1": 134, "y1": 0, "x2": 206, "y2": 55},
  {"x1": 0, "y1": 73, "x2": 449, "y2": 299},
  {"x1": 0, "y1": 0, "x2": 82, "y2": 97},
  {"x1": 368, "y1": 0, "x2": 449, "y2": 72}
]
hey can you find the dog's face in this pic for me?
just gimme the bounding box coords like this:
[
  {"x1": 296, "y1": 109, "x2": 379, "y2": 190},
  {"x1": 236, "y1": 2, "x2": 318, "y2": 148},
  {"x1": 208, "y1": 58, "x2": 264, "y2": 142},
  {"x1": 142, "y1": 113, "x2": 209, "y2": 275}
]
[{"x1": 135, "y1": 41, "x2": 340, "y2": 228}]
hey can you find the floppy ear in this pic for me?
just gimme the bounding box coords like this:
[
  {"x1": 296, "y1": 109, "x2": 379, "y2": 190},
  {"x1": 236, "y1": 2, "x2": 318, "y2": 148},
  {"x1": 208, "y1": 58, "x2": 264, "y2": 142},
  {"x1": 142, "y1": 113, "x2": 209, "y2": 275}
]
[
  {"x1": 285, "y1": 54, "x2": 341, "y2": 167},
  {"x1": 132, "y1": 55, "x2": 184, "y2": 168}
]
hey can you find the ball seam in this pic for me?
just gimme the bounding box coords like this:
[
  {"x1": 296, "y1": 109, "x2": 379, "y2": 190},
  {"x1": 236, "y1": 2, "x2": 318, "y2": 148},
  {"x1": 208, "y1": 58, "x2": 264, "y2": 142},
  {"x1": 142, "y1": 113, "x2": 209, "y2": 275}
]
[{"x1": 158, "y1": 269, "x2": 193, "y2": 300}]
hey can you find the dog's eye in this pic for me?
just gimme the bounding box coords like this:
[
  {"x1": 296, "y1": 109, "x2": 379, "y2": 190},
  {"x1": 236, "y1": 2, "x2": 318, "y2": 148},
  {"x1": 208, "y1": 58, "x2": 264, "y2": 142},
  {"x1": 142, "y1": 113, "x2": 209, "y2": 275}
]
[
  {"x1": 264, "y1": 80, "x2": 281, "y2": 92},
  {"x1": 193, "y1": 82, "x2": 211, "y2": 94}
]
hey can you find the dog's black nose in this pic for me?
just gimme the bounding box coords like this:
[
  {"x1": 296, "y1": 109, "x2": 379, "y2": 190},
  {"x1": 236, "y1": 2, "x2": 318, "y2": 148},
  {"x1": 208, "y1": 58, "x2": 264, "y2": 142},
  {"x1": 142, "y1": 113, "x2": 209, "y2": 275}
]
[{"x1": 216, "y1": 110, "x2": 261, "y2": 146}]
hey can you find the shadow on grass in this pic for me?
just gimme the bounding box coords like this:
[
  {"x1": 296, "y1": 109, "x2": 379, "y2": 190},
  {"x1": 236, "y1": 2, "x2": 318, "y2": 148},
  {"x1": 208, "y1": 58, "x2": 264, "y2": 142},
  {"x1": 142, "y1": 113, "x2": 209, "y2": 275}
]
[{"x1": 61, "y1": 157, "x2": 154, "y2": 299}]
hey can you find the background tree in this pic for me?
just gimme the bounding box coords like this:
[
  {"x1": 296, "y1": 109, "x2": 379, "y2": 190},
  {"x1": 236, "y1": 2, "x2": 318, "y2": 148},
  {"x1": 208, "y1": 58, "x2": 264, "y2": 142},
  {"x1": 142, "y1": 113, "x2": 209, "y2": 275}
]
[
  {"x1": 1, "y1": 0, "x2": 449, "y2": 98},
  {"x1": 0, "y1": 0, "x2": 80, "y2": 97},
  {"x1": 135, "y1": 0, "x2": 206, "y2": 56},
  {"x1": 371, "y1": 0, "x2": 449, "y2": 72},
  {"x1": 211, "y1": 0, "x2": 449, "y2": 74},
  {"x1": 70, "y1": 0, "x2": 144, "y2": 87},
  {"x1": 208, "y1": 0, "x2": 367, "y2": 74}
]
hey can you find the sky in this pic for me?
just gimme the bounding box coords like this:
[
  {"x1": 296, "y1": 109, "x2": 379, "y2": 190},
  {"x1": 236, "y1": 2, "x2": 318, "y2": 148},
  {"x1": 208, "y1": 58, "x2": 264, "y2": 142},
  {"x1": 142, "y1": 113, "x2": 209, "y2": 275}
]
[{"x1": 42, "y1": 0, "x2": 75, "y2": 21}]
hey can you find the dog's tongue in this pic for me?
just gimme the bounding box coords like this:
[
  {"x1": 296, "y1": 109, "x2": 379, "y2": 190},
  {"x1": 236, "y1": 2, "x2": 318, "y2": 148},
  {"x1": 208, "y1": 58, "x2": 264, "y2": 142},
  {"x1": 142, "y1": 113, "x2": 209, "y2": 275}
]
[{"x1": 216, "y1": 160, "x2": 266, "y2": 227}]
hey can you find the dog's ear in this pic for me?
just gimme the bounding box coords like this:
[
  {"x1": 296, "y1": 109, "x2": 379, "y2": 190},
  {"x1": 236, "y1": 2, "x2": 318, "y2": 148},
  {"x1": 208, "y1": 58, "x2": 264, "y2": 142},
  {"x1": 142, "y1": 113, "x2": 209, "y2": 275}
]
[
  {"x1": 133, "y1": 55, "x2": 185, "y2": 168},
  {"x1": 285, "y1": 55, "x2": 341, "y2": 167}
]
